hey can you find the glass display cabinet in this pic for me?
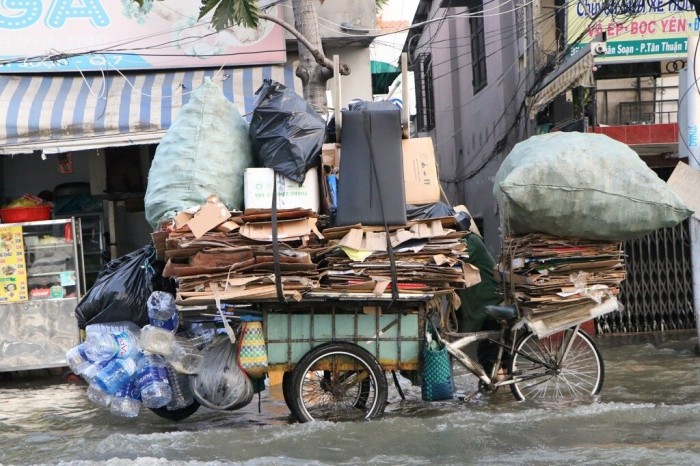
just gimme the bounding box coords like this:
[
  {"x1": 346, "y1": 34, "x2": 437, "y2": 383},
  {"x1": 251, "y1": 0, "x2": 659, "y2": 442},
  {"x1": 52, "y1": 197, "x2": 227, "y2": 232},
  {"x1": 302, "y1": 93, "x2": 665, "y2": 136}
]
[{"x1": 0, "y1": 218, "x2": 82, "y2": 372}]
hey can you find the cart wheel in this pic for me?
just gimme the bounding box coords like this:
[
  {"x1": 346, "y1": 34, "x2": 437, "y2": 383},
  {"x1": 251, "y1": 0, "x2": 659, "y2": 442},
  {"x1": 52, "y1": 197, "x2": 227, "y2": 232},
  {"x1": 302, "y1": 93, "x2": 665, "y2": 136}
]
[
  {"x1": 288, "y1": 342, "x2": 388, "y2": 423},
  {"x1": 149, "y1": 400, "x2": 201, "y2": 421},
  {"x1": 282, "y1": 371, "x2": 294, "y2": 412}
]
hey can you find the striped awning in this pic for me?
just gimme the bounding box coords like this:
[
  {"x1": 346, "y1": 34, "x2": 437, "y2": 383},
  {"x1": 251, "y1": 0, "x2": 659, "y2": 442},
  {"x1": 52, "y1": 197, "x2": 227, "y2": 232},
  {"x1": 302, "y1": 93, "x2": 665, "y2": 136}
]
[
  {"x1": 0, "y1": 64, "x2": 297, "y2": 155},
  {"x1": 529, "y1": 52, "x2": 595, "y2": 119}
]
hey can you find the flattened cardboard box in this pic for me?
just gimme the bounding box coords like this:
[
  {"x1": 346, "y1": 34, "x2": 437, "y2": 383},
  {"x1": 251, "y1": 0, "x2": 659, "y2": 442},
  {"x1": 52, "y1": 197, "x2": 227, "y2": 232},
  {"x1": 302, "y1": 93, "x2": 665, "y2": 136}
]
[
  {"x1": 402, "y1": 137, "x2": 441, "y2": 205},
  {"x1": 239, "y1": 217, "x2": 324, "y2": 242}
]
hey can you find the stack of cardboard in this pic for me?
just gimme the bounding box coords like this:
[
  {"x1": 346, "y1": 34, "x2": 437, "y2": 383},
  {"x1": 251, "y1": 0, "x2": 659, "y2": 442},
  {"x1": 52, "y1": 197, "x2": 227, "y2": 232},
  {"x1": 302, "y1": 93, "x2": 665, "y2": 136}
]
[
  {"x1": 154, "y1": 199, "x2": 478, "y2": 304},
  {"x1": 317, "y1": 219, "x2": 479, "y2": 295},
  {"x1": 499, "y1": 233, "x2": 626, "y2": 336},
  {"x1": 155, "y1": 202, "x2": 326, "y2": 304}
]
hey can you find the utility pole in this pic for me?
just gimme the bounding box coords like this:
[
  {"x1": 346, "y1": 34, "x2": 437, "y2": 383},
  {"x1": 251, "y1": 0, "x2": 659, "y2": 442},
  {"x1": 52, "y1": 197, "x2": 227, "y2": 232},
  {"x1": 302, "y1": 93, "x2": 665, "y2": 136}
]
[{"x1": 685, "y1": 36, "x2": 700, "y2": 353}]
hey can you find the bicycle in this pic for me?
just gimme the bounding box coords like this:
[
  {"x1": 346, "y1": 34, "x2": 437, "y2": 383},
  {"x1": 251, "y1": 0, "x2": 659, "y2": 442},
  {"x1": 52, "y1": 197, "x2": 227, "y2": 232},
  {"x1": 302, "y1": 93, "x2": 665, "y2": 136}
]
[{"x1": 439, "y1": 304, "x2": 605, "y2": 401}]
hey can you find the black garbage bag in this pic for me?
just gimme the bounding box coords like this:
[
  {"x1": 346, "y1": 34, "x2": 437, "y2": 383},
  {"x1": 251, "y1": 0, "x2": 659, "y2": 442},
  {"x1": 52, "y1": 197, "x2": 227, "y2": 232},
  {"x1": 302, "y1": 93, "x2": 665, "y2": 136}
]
[
  {"x1": 406, "y1": 202, "x2": 472, "y2": 232},
  {"x1": 406, "y1": 202, "x2": 455, "y2": 220},
  {"x1": 249, "y1": 79, "x2": 326, "y2": 184},
  {"x1": 75, "y1": 245, "x2": 157, "y2": 329},
  {"x1": 348, "y1": 100, "x2": 400, "y2": 112}
]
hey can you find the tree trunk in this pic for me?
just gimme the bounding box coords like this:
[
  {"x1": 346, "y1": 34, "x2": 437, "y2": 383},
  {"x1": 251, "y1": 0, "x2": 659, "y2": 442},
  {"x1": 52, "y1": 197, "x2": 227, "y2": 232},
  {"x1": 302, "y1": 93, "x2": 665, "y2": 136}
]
[{"x1": 291, "y1": 0, "x2": 333, "y2": 115}]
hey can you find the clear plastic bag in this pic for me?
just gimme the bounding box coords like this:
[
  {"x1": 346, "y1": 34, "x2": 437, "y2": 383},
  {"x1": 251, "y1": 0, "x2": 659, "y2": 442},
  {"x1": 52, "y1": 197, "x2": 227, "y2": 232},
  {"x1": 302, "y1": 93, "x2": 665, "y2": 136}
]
[{"x1": 189, "y1": 336, "x2": 254, "y2": 411}]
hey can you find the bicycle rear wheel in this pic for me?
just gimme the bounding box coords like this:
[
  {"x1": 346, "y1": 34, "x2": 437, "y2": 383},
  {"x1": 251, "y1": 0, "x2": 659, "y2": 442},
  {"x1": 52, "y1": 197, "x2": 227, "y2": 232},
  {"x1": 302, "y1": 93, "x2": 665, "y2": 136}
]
[{"x1": 510, "y1": 329, "x2": 604, "y2": 401}]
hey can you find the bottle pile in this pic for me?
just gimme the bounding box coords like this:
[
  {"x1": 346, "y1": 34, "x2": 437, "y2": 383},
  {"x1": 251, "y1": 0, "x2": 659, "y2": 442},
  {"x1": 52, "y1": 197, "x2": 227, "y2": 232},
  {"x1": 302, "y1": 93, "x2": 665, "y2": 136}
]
[{"x1": 66, "y1": 291, "x2": 203, "y2": 418}]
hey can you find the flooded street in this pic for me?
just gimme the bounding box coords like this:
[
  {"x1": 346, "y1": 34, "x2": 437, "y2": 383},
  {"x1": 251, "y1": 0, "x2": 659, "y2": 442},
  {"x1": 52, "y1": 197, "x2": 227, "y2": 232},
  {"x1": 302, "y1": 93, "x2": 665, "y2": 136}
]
[{"x1": 1, "y1": 331, "x2": 699, "y2": 465}]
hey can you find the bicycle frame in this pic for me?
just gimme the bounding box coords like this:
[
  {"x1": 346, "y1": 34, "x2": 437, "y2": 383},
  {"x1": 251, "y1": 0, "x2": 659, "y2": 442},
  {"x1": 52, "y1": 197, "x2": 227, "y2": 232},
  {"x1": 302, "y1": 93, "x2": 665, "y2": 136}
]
[{"x1": 440, "y1": 322, "x2": 584, "y2": 391}]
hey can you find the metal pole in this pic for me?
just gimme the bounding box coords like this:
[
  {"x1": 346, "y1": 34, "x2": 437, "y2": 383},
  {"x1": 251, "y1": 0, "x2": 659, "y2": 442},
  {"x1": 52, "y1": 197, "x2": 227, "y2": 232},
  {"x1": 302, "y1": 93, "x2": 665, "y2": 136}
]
[{"x1": 685, "y1": 36, "x2": 700, "y2": 353}]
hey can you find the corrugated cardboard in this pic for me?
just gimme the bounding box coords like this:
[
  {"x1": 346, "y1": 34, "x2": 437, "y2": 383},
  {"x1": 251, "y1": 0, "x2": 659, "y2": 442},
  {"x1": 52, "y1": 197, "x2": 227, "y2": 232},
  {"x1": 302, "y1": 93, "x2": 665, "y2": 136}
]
[
  {"x1": 667, "y1": 161, "x2": 700, "y2": 219},
  {"x1": 239, "y1": 217, "x2": 324, "y2": 242},
  {"x1": 187, "y1": 201, "x2": 231, "y2": 238},
  {"x1": 402, "y1": 138, "x2": 440, "y2": 205},
  {"x1": 244, "y1": 167, "x2": 320, "y2": 212},
  {"x1": 322, "y1": 143, "x2": 340, "y2": 171}
]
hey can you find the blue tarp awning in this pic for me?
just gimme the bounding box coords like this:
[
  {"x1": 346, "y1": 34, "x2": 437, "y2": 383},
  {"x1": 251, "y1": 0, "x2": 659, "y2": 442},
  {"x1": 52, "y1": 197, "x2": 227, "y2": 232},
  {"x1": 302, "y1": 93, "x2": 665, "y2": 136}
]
[{"x1": 0, "y1": 64, "x2": 296, "y2": 154}]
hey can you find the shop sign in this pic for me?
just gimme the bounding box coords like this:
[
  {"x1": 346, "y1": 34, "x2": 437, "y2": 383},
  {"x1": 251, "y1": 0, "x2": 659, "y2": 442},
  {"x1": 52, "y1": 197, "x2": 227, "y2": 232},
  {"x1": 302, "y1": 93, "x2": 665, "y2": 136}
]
[
  {"x1": 0, "y1": 226, "x2": 28, "y2": 303},
  {"x1": 567, "y1": 0, "x2": 698, "y2": 63},
  {"x1": 0, "y1": 0, "x2": 286, "y2": 73}
]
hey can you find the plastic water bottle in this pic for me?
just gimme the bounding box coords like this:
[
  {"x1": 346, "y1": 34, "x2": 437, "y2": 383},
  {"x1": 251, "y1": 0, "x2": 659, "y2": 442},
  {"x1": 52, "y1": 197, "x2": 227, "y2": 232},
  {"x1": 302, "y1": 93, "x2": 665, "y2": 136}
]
[
  {"x1": 65, "y1": 343, "x2": 93, "y2": 375},
  {"x1": 92, "y1": 357, "x2": 139, "y2": 395},
  {"x1": 165, "y1": 365, "x2": 194, "y2": 410},
  {"x1": 140, "y1": 324, "x2": 174, "y2": 356},
  {"x1": 81, "y1": 359, "x2": 112, "y2": 386},
  {"x1": 86, "y1": 384, "x2": 113, "y2": 408},
  {"x1": 147, "y1": 291, "x2": 179, "y2": 331},
  {"x1": 136, "y1": 353, "x2": 172, "y2": 408},
  {"x1": 84, "y1": 322, "x2": 142, "y2": 362},
  {"x1": 110, "y1": 379, "x2": 141, "y2": 418},
  {"x1": 166, "y1": 336, "x2": 202, "y2": 374}
]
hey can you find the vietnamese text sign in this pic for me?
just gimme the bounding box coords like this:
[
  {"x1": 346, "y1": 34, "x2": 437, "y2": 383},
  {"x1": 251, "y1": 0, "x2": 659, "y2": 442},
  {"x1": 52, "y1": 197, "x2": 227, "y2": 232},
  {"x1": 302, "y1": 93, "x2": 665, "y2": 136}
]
[
  {"x1": 567, "y1": 0, "x2": 698, "y2": 63},
  {"x1": 0, "y1": 0, "x2": 286, "y2": 73},
  {"x1": 0, "y1": 226, "x2": 28, "y2": 303}
]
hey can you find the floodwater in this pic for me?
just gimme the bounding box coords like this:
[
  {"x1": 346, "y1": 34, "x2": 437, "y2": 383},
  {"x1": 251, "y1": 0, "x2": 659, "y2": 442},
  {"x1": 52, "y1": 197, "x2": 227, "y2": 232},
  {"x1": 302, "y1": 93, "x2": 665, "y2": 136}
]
[{"x1": 1, "y1": 331, "x2": 699, "y2": 466}]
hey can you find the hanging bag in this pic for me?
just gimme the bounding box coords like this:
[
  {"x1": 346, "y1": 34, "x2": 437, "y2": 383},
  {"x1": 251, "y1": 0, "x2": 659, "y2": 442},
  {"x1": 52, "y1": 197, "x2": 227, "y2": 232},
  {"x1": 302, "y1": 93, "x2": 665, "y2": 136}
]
[
  {"x1": 421, "y1": 319, "x2": 454, "y2": 401},
  {"x1": 237, "y1": 321, "x2": 269, "y2": 379}
]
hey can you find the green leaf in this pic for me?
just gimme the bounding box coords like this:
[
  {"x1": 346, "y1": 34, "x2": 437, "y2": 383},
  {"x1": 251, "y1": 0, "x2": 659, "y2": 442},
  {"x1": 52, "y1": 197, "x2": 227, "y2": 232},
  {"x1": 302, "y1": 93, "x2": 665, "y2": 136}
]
[{"x1": 199, "y1": 0, "x2": 259, "y2": 31}]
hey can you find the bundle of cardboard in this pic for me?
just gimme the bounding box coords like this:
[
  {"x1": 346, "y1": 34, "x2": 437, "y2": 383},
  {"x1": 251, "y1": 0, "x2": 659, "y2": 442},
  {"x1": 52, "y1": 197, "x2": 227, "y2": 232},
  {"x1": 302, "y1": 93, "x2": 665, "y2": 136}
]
[
  {"x1": 499, "y1": 233, "x2": 626, "y2": 336},
  {"x1": 153, "y1": 198, "x2": 478, "y2": 305}
]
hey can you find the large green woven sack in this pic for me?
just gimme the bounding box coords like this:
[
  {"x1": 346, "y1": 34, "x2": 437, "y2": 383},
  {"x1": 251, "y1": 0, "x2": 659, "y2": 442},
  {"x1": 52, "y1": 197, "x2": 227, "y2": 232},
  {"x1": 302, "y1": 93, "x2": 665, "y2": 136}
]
[
  {"x1": 494, "y1": 132, "x2": 692, "y2": 240},
  {"x1": 145, "y1": 78, "x2": 253, "y2": 229}
]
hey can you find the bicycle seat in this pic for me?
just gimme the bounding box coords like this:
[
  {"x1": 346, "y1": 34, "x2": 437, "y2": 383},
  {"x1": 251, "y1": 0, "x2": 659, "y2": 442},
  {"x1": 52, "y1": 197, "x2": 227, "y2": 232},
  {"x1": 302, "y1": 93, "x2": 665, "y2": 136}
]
[{"x1": 484, "y1": 304, "x2": 517, "y2": 321}]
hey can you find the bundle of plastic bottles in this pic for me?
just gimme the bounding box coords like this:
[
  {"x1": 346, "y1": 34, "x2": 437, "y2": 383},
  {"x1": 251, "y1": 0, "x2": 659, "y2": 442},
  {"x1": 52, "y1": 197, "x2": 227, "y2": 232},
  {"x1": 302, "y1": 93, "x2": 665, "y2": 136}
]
[{"x1": 65, "y1": 291, "x2": 210, "y2": 418}]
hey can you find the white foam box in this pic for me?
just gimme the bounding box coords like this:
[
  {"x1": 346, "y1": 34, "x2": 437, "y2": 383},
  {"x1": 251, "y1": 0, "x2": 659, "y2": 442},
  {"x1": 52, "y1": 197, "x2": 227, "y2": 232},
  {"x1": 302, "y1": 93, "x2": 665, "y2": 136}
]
[{"x1": 243, "y1": 167, "x2": 320, "y2": 212}]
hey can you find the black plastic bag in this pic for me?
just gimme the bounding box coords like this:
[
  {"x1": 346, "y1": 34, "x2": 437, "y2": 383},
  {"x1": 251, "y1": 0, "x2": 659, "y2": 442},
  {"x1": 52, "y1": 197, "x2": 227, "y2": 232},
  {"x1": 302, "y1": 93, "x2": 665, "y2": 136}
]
[
  {"x1": 406, "y1": 202, "x2": 472, "y2": 232},
  {"x1": 75, "y1": 245, "x2": 157, "y2": 329},
  {"x1": 406, "y1": 202, "x2": 455, "y2": 220},
  {"x1": 249, "y1": 79, "x2": 325, "y2": 184},
  {"x1": 348, "y1": 99, "x2": 400, "y2": 112}
]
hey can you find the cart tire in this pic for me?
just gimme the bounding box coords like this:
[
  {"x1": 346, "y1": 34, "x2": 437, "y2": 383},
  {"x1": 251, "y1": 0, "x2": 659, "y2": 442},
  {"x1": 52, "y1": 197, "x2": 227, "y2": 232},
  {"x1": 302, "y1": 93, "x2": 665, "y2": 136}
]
[
  {"x1": 149, "y1": 400, "x2": 201, "y2": 421},
  {"x1": 282, "y1": 371, "x2": 295, "y2": 412},
  {"x1": 288, "y1": 342, "x2": 388, "y2": 423}
]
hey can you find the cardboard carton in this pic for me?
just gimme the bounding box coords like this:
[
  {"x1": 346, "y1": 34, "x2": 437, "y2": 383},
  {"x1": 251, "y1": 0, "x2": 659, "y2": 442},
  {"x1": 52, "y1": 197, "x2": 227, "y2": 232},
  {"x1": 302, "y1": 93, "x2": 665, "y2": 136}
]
[
  {"x1": 244, "y1": 167, "x2": 320, "y2": 212},
  {"x1": 402, "y1": 137, "x2": 441, "y2": 205}
]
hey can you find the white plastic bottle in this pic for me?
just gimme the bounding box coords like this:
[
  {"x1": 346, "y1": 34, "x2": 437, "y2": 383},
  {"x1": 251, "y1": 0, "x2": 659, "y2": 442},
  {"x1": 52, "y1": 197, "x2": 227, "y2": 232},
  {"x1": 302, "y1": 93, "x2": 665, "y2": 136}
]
[
  {"x1": 110, "y1": 379, "x2": 141, "y2": 418},
  {"x1": 65, "y1": 343, "x2": 93, "y2": 375},
  {"x1": 92, "y1": 357, "x2": 139, "y2": 395},
  {"x1": 165, "y1": 364, "x2": 194, "y2": 410},
  {"x1": 86, "y1": 384, "x2": 113, "y2": 408},
  {"x1": 136, "y1": 353, "x2": 172, "y2": 408},
  {"x1": 84, "y1": 322, "x2": 142, "y2": 362},
  {"x1": 166, "y1": 336, "x2": 202, "y2": 374},
  {"x1": 140, "y1": 324, "x2": 174, "y2": 356},
  {"x1": 147, "y1": 291, "x2": 179, "y2": 331}
]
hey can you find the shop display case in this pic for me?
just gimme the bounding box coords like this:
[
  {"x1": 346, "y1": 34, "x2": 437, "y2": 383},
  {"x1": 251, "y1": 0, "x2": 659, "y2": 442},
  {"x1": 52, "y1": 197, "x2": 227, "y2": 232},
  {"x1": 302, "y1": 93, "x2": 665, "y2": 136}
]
[
  {"x1": 56, "y1": 212, "x2": 107, "y2": 292},
  {"x1": 0, "y1": 218, "x2": 82, "y2": 372}
]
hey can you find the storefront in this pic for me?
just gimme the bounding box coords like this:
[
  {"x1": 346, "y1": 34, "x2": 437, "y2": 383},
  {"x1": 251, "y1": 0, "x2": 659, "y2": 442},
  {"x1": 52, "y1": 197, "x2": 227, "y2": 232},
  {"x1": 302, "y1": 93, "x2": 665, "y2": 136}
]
[{"x1": 0, "y1": 64, "x2": 297, "y2": 263}]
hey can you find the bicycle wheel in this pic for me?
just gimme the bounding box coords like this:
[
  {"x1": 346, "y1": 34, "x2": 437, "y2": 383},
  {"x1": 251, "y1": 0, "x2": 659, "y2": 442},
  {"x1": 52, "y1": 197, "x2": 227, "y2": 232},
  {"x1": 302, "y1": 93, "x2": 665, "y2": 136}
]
[
  {"x1": 510, "y1": 329, "x2": 604, "y2": 401},
  {"x1": 288, "y1": 342, "x2": 388, "y2": 423}
]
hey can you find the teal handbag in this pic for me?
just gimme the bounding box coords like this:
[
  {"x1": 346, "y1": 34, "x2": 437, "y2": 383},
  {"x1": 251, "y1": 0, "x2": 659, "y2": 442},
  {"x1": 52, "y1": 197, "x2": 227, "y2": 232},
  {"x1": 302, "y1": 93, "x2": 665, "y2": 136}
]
[{"x1": 421, "y1": 319, "x2": 454, "y2": 401}]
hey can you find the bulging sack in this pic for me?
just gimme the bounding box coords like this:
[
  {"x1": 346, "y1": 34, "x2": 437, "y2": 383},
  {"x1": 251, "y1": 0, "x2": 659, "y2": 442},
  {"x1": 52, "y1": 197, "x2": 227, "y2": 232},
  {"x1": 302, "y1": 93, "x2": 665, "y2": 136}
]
[
  {"x1": 494, "y1": 132, "x2": 692, "y2": 240},
  {"x1": 189, "y1": 336, "x2": 254, "y2": 411},
  {"x1": 145, "y1": 78, "x2": 253, "y2": 229}
]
